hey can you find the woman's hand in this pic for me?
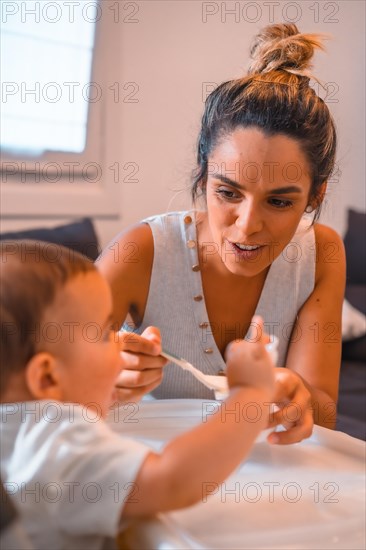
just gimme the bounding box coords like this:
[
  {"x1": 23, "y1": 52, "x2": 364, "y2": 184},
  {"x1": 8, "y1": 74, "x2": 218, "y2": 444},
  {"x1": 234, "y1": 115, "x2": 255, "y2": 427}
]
[
  {"x1": 114, "y1": 326, "x2": 167, "y2": 403},
  {"x1": 267, "y1": 368, "x2": 314, "y2": 445}
]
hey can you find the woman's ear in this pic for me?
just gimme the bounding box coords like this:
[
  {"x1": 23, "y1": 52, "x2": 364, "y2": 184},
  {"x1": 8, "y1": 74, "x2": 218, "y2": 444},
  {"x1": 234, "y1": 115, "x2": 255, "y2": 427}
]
[
  {"x1": 308, "y1": 181, "x2": 327, "y2": 211},
  {"x1": 25, "y1": 352, "x2": 63, "y2": 401}
]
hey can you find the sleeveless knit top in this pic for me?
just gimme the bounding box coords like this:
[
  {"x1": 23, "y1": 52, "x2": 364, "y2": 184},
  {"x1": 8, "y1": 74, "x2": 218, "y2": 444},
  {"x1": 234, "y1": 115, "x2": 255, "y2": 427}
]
[{"x1": 130, "y1": 210, "x2": 316, "y2": 399}]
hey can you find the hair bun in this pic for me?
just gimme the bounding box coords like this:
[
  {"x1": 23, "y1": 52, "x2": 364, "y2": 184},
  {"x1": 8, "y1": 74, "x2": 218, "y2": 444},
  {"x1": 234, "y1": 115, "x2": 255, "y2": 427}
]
[{"x1": 248, "y1": 23, "x2": 326, "y2": 76}]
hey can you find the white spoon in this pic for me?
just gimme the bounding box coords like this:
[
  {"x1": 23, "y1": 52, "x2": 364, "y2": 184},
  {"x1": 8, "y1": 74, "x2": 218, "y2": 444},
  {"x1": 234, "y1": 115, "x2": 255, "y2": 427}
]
[
  {"x1": 160, "y1": 349, "x2": 228, "y2": 393},
  {"x1": 162, "y1": 337, "x2": 278, "y2": 396},
  {"x1": 121, "y1": 329, "x2": 278, "y2": 395}
]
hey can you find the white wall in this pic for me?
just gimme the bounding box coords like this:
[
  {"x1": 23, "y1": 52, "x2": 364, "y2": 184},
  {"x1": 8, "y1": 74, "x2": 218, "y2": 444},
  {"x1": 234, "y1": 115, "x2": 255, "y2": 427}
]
[{"x1": 2, "y1": 0, "x2": 365, "y2": 246}]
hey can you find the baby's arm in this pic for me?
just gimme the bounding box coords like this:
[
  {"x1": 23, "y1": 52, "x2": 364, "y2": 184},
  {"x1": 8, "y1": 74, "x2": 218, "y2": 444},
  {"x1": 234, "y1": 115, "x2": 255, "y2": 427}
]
[{"x1": 123, "y1": 318, "x2": 275, "y2": 517}]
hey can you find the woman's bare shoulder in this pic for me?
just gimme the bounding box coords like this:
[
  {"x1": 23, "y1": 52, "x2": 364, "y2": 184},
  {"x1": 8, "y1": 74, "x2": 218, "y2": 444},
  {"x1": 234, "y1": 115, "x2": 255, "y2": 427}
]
[
  {"x1": 313, "y1": 223, "x2": 346, "y2": 285},
  {"x1": 314, "y1": 222, "x2": 342, "y2": 242},
  {"x1": 97, "y1": 222, "x2": 153, "y2": 272},
  {"x1": 96, "y1": 223, "x2": 154, "y2": 325}
]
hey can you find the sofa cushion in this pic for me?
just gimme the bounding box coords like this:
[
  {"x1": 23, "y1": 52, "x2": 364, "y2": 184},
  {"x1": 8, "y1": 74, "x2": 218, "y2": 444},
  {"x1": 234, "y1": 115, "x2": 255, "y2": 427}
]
[
  {"x1": 343, "y1": 287, "x2": 366, "y2": 361},
  {"x1": 342, "y1": 298, "x2": 366, "y2": 342},
  {"x1": 343, "y1": 209, "x2": 366, "y2": 285},
  {"x1": 0, "y1": 218, "x2": 100, "y2": 261},
  {"x1": 345, "y1": 284, "x2": 366, "y2": 316},
  {"x1": 341, "y1": 211, "x2": 366, "y2": 362},
  {"x1": 342, "y1": 335, "x2": 366, "y2": 362},
  {"x1": 337, "y1": 358, "x2": 366, "y2": 440}
]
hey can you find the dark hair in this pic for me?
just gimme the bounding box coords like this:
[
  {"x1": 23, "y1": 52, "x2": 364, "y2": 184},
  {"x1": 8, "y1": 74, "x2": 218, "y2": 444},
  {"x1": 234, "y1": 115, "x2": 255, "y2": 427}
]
[
  {"x1": 192, "y1": 23, "x2": 337, "y2": 221},
  {"x1": 0, "y1": 241, "x2": 95, "y2": 393}
]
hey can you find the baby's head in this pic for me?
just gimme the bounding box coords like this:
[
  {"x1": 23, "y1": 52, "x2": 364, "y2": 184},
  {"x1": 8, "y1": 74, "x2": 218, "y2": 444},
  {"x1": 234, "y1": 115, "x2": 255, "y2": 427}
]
[{"x1": 0, "y1": 241, "x2": 122, "y2": 416}]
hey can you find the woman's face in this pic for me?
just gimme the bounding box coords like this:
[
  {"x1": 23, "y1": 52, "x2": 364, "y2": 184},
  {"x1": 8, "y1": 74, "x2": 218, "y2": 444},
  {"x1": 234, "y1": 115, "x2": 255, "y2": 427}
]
[{"x1": 203, "y1": 127, "x2": 313, "y2": 277}]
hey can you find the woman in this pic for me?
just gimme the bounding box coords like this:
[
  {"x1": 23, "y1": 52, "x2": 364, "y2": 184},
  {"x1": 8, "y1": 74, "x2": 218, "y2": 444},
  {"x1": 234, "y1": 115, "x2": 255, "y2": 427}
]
[{"x1": 97, "y1": 23, "x2": 345, "y2": 444}]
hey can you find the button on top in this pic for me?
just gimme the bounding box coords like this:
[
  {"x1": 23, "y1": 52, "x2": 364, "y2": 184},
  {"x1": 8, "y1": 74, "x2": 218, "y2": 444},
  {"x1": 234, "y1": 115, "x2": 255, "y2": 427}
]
[
  {"x1": 204, "y1": 348, "x2": 213, "y2": 354},
  {"x1": 187, "y1": 240, "x2": 196, "y2": 249},
  {"x1": 193, "y1": 295, "x2": 203, "y2": 302},
  {"x1": 199, "y1": 322, "x2": 209, "y2": 328},
  {"x1": 192, "y1": 264, "x2": 200, "y2": 272},
  {"x1": 184, "y1": 215, "x2": 192, "y2": 224}
]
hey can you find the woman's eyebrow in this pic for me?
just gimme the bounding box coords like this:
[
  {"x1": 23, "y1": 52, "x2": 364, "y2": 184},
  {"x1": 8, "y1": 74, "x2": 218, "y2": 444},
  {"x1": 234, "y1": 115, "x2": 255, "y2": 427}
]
[
  {"x1": 211, "y1": 173, "x2": 303, "y2": 194},
  {"x1": 269, "y1": 186, "x2": 303, "y2": 194},
  {"x1": 211, "y1": 173, "x2": 242, "y2": 188}
]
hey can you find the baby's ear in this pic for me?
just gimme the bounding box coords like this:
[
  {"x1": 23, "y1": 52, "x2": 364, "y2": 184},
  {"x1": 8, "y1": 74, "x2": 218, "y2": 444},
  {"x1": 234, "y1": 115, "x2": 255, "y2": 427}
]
[{"x1": 25, "y1": 352, "x2": 63, "y2": 401}]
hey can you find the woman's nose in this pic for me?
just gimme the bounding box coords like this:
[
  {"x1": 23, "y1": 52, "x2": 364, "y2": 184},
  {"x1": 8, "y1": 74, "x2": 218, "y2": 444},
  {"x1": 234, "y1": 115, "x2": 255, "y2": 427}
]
[{"x1": 235, "y1": 200, "x2": 263, "y2": 235}]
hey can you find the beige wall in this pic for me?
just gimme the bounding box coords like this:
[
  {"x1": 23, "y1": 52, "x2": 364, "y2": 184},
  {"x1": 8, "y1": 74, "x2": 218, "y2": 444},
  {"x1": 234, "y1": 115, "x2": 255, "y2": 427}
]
[
  {"x1": 2, "y1": 0, "x2": 365, "y2": 247},
  {"x1": 116, "y1": 0, "x2": 365, "y2": 241}
]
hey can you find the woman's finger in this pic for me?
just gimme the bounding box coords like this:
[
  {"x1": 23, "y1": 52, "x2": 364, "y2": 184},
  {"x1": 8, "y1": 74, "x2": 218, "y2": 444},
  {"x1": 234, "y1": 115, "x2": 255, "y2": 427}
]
[
  {"x1": 112, "y1": 379, "x2": 162, "y2": 404},
  {"x1": 270, "y1": 400, "x2": 311, "y2": 427},
  {"x1": 118, "y1": 328, "x2": 162, "y2": 356},
  {"x1": 267, "y1": 417, "x2": 314, "y2": 445},
  {"x1": 120, "y1": 351, "x2": 167, "y2": 371},
  {"x1": 267, "y1": 407, "x2": 314, "y2": 444},
  {"x1": 116, "y1": 366, "x2": 164, "y2": 389}
]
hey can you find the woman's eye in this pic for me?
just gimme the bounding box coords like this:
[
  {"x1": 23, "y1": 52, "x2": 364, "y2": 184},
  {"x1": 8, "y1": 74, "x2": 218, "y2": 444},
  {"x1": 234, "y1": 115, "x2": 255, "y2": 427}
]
[
  {"x1": 215, "y1": 188, "x2": 239, "y2": 200},
  {"x1": 269, "y1": 198, "x2": 293, "y2": 209}
]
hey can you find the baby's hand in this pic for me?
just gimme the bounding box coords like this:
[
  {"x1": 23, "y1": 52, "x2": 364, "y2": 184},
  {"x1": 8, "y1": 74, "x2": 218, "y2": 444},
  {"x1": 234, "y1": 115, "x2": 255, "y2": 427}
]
[{"x1": 224, "y1": 316, "x2": 275, "y2": 397}]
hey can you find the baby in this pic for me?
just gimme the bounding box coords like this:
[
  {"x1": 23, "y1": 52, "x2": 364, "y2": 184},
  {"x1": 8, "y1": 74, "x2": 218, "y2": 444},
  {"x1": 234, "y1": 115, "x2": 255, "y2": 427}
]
[{"x1": 0, "y1": 240, "x2": 275, "y2": 550}]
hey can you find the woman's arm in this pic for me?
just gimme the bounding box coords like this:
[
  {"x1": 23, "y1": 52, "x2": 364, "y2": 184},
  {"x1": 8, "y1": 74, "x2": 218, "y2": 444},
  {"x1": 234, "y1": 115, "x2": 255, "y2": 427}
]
[
  {"x1": 96, "y1": 224, "x2": 166, "y2": 401},
  {"x1": 269, "y1": 224, "x2": 346, "y2": 444},
  {"x1": 96, "y1": 223, "x2": 154, "y2": 328}
]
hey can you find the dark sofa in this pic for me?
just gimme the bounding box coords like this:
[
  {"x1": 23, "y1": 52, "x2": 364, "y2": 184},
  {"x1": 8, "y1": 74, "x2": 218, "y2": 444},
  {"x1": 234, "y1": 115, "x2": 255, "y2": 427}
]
[
  {"x1": 0, "y1": 218, "x2": 100, "y2": 261},
  {"x1": 335, "y1": 209, "x2": 366, "y2": 440}
]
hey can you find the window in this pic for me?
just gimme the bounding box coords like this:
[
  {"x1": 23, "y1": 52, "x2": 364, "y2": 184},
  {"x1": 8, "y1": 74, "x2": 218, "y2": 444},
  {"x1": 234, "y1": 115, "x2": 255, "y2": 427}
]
[
  {"x1": 1, "y1": 0, "x2": 121, "y2": 217},
  {"x1": 1, "y1": 1, "x2": 97, "y2": 154}
]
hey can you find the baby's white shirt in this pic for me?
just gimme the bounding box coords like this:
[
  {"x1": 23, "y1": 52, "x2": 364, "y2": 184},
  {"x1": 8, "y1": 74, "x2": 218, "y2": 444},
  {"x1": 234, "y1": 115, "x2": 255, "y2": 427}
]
[{"x1": 0, "y1": 401, "x2": 150, "y2": 550}]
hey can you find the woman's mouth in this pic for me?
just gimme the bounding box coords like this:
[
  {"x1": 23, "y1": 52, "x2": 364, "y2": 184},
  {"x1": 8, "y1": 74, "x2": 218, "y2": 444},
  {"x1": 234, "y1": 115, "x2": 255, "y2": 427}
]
[
  {"x1": 235, "y1": 243, "x2": 261, "y2": 251},
  {"x1": 227, "y1": 241, "x2": 264, "y2": 261}
]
